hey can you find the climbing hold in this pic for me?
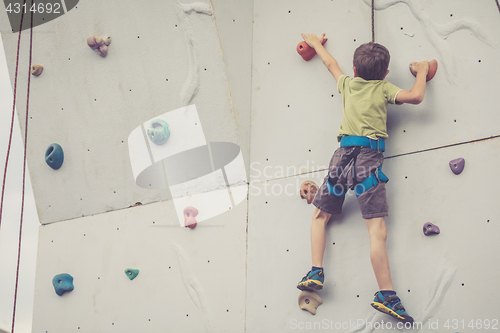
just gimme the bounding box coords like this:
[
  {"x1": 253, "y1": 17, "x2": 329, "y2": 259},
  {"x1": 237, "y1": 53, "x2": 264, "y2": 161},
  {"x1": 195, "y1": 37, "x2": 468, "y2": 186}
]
[
  {"x1": 103, "y1": 35, "x2": 112, "y2": 46},
  {"x1": 423, "y1": 222, "x2": 440, "y2": 236},
  {"x1": 45, "y1": 143, "x2": 64, "y2": 170},
  {"x1": 52, "y1": 273, "x2": 74, "y2": 296},
  {"x1": 31, "y1": 64, "x2": 43, "y2": 76},
  {"x1": 298, "y1": 291, "x2": 323, "y2": 315},
  {"x1": 183, "y1": 206, "x2": 198, "y2": 229},
  {"x1": 410, "y1": 59, "x2": 438, "y2": 81},
  {"x1": 124, "y1": 268, "x2": 140, "y2": 280},
  {"x1": 87, "y1": 35, "x2": 103, "y2": 49},
  {"x1": 87, "y1": 35, "x2": 110, "y2": 57},
  {"x1": 300, "y1": 180, "x2": 319, "y2": 204},
  {"x1": 147, "y1": 119, "x2": 170, "y2": 145},
  {"x1": 297, "y1": 38, "x2": 327, "y2": 61},
  {"x1": 95, "y1": 44, "x2": 108, "y2": 57},
  {"x1": 449, "y1": 157, "x2": 465, "y2": 175}
]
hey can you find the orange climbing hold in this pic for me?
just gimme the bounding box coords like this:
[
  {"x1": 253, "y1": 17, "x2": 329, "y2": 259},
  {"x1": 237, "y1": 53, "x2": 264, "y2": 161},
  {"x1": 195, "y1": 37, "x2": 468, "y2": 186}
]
[
  {"x1": 297, "y1": 38, "x2": 327, "y2": 61},
  {"x1": 183, "y1": 206, "x2": 198, "y2": 229},
  {"x1": 410, "y1": 59, "x2": 438, "y2": 81},
  {"x1": 300, "y1": 181, "x2": 319, "y2": 204},
  {"x1": 31, "y1": 64, "x2": 43, "y2": 76}
]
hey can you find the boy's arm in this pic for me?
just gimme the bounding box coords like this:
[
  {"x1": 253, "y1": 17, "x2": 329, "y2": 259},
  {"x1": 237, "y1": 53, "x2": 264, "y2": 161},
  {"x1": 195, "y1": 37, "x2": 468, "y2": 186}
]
[
  {"x1": 395, "y1": 61, "x2": 429, "y2": 105},
  {"x1": 302, "y1": 33, "x2": 344, "y2": 82}
]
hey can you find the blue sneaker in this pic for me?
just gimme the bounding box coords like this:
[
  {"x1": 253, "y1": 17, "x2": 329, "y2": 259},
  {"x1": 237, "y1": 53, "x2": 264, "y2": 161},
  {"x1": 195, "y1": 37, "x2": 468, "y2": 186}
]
[
  {"x1": 371, "y1": 291, "x2": 414, "y2": 323},
  {"x1": 297, "y1": 269, "x2": 324, "y2": 291}
]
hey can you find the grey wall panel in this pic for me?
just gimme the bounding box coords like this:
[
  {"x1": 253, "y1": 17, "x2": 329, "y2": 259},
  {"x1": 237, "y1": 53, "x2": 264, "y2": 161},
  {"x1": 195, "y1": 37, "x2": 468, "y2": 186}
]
[
  {"x1": 250, "y1": 0, "x2": 500, "y2": 182},
  {"x1": 247, "y1": 138, "x2": 500, "y2": 332},
  {"x1": 0, "y1": 0, "x2": 243, "y2": 224},
  {"x1": 32, "y1": 198, "x2": 247, "y2": 332}
]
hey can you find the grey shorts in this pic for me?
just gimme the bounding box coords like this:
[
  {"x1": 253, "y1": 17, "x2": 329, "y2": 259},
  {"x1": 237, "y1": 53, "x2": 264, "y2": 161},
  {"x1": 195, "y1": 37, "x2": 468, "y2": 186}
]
[{"x1": 312, "y1": 147, "x2": 388, "y2": 219}]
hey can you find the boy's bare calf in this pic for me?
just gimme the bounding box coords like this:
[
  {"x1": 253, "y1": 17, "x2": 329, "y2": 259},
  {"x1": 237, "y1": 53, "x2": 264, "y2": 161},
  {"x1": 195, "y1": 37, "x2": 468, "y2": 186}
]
[{"x1": 365, "y1": 217, "x2": 394, "y2": 291}]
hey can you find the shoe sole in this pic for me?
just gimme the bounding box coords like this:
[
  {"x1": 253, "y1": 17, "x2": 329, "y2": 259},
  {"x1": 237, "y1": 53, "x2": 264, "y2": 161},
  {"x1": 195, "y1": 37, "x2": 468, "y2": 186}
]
[
  {"x1": 371, "y1": 302, "x2": 414, "y2": 323},
  {"x1": 297, "y1": 280, "x2": 323, "y2": 291}
]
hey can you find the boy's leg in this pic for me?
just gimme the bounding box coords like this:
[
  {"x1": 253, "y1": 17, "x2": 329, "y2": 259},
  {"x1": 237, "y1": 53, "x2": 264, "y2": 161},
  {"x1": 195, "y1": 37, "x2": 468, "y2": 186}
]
[
  {"x1": 298, "y1": 147, "x2": 346, "y2": 291},
  {"x1": 297, "y1": 207, "x2": 331, "y2": 291},
  {"x1": 311, "y1": 207, "x2": 332, "y2": 267},
  {"x1": 364, "y1": 217, "x2": 393, "y2": 291},
  {"x1": 365, "y1": 216, "x2": 414, "y2": 323}
]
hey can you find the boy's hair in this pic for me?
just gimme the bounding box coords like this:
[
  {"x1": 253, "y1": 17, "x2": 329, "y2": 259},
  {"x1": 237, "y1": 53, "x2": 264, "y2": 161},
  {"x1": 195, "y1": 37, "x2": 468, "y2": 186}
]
[{"x1": 353, "y1": 42, "x2": 390, "y2": 80}]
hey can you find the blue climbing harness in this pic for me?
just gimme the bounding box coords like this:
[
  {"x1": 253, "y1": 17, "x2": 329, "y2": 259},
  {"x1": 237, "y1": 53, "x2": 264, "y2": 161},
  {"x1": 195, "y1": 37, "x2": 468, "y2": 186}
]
[{"x1": 326, "y1": 136, "x2": 389, "y2": 198}]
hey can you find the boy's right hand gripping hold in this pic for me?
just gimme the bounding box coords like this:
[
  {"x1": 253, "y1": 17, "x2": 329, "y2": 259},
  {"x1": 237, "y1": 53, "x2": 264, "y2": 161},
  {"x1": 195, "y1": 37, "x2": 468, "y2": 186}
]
[
  {"x1": 395, "y1": 60, "x2": 429, "y2": 105},
  {"x1": 410, "y1": 59, "x2": 437, "y2": 81},
  {"x1": 301, "y1": 33, "x2": 344, "y2": 82}
]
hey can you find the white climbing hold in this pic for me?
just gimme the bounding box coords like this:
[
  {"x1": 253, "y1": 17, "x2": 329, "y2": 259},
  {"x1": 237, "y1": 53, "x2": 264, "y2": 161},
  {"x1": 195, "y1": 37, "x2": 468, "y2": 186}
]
[{"x1": 103, "y1": 35, "x2": 112, "y2": 46}]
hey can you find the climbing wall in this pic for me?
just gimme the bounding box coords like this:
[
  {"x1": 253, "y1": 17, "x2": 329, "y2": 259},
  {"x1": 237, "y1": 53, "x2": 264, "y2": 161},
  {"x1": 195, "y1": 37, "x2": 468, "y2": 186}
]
[
  {"x1": 247, "y1": 0, "x2": 500, "y2": 332},
  {"x1": 0, "y1": 0, "x2": 253, "y2": 331},
  {"x1": 0, "y1": 0, "x2": 251, "y2": 225},
  {"x1": 1, "y1": 0, "x2": 500, "y2": 332}
]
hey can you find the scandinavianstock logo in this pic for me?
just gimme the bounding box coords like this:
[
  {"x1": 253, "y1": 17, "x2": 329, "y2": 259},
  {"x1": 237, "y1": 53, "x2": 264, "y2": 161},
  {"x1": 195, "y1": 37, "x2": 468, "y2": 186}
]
[{"x1": 128, "y1": 105, "x2": 247, "y2": 227}]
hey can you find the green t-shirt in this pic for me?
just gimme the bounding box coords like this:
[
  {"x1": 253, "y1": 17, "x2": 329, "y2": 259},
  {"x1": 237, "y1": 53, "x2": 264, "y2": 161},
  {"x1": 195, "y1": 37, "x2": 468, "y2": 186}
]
[{"x1": 337, "y1": 75, "x2": 402, "y2": 141}]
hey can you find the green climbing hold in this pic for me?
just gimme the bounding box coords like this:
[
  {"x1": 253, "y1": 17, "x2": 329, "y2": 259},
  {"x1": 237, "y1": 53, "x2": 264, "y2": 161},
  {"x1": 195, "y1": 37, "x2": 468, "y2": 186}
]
[
  {"x1": 125, "y1": 268, "x2": 139, "y2": 280},
  {"x1": 147, "y1": 119, "x2": 170, "y2": 145}
]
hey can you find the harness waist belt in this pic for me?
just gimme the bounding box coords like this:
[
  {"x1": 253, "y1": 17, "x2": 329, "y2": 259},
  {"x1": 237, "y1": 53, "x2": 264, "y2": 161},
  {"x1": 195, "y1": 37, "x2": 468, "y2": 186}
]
[{"x1": 340, "y1": 136, "x2": 385, "y2": 151}]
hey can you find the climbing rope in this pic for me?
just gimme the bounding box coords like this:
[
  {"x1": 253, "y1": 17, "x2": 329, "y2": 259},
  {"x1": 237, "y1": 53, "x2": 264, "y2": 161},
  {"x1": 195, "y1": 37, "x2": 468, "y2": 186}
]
[
  {"x1": 0, "y1": 0, "x2": 27, "y2": 232},
  {"x1": 496, "y1": 0, "x2": 500, "y2": 13},
  {"x1": 0, "y1": 1, "x2": 33, "y2": 332},
  {"x1": 371, "y1": 0, "x2": 375, "y2": 42}
]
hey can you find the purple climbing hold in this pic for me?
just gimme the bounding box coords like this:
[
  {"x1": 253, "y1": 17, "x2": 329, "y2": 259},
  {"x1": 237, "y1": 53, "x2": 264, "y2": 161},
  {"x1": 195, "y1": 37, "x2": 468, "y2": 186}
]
[
  {"x1": 423, "y1": 222, "x2": 440, "y2": 236},
  {"x1": 449, "y1": 158, "x2": 465, "y2": 175}
]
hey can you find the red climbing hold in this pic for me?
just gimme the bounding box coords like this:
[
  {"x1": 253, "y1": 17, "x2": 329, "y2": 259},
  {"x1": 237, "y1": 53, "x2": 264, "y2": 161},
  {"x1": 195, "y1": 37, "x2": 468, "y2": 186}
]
[
  {"x1": 183, "y1": 206, "x2": 198, "y2": 229},
  {"x1": 297, "y1": 38, "x2": 327, "y2": 61},
  {"x1": 410, "y1": 59, "x2": 438, "y2": 81}
]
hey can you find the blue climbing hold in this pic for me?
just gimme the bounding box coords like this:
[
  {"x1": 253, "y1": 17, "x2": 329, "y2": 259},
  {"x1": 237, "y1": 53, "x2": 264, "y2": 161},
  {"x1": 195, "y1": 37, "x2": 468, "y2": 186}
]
[
  {"x1": 147, "y1": 119, "x2": 170, "y2": 145},
  {"x1": 52, "y1": 273, "x2": 74, "y2": 296},
  {"x1": 45, "y1": 143, "x2": 64, "y2": 170},
  {"x1": 124, "y1": 268, "x2": 140, "y2": 280}
]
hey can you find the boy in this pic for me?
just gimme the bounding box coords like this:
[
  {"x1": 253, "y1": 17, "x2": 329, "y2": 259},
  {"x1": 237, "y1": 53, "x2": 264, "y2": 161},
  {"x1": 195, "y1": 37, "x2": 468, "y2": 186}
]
[{"x1": 296, "y1": 33, "x2": 429, "y2": 324}]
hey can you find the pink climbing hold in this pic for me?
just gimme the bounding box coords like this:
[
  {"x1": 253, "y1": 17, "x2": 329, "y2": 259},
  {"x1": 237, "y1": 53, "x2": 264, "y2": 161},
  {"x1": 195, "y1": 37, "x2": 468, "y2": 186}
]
[
  {"x1": 183, "y1": 206, "x2": 198, "y2": 229},
  {"x1": 87, "y1": 35, "x2": 103, "y2": 49},
  {"x1": 297, "y1": 38, "x2": 327, "y2": 61},
  {"x1": 449, "y1": 157, "x2": 465, "y2": 175},
  {"x1": 87, "y1": 35, "x2": 110, "y2": 57},
  {"x1": 95, "y1": 44, "x2": 108, "y2": 57}
]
